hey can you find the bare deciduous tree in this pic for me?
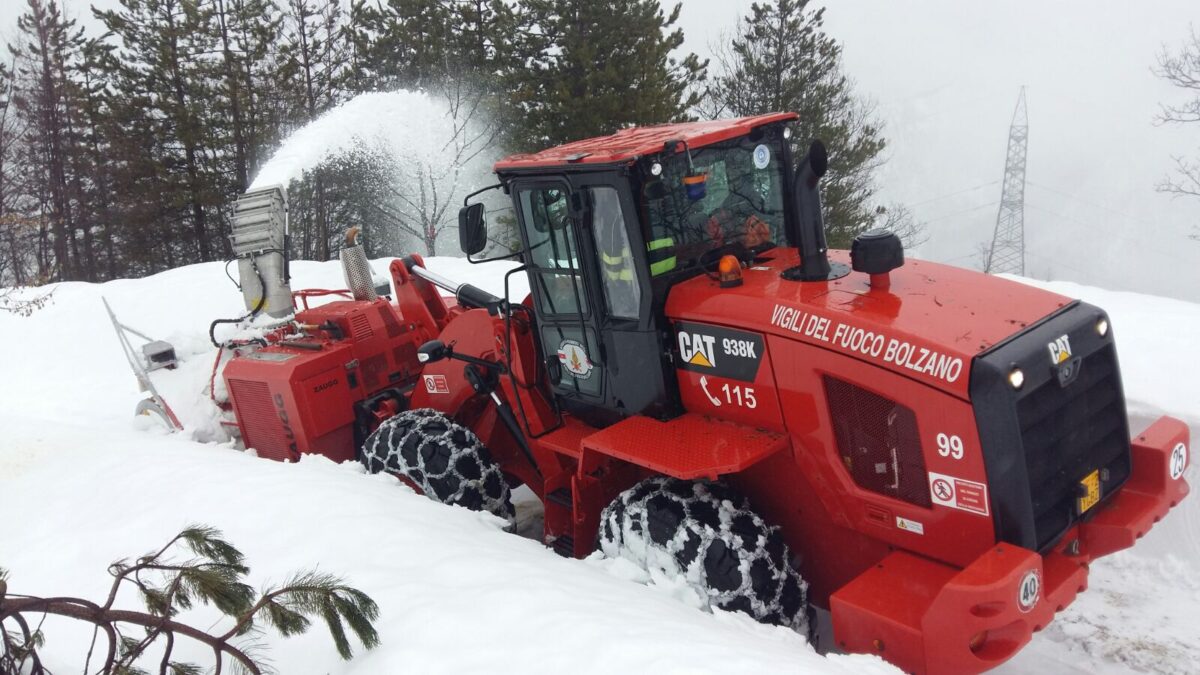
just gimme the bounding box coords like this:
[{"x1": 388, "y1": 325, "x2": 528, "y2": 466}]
[
  {"x1": 1154, "y1": 25, "x2": 1200, "y2": 241},
  {"x1": 373, "y1": 79, "x2": 501, "y2": 256}
]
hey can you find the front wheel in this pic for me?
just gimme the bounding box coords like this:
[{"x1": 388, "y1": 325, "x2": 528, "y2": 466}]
[
  {"x1": 598, "y1": 476, "x2": 808, "y2": 633},
  {"x1": 360, "y1": 408, "x2": 515, "y2": 522}
]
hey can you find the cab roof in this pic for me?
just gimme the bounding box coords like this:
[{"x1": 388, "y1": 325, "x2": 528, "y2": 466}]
[{"x1": 494, "y1": 112, "x2": 798, "y2": 172}]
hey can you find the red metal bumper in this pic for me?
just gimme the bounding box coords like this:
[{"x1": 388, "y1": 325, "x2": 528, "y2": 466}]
[{"x1": 831, "y1": 416, "x2": 1191, "y2": 675}]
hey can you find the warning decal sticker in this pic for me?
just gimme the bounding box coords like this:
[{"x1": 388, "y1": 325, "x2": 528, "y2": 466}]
[
  {"x1": 928, "y1": 471, "x2": 990, "y2": 516},
  {"x1": 674, "y1": 321, "x2": 764, "y2": 382},
  {"x1": 423, "y1": 374, "x2": 450, "y2": 394}
]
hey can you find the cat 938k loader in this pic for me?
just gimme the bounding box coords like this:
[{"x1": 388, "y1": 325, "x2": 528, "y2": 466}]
[{"x1": 218, "y1": 113, "x2": 1191, "y2": 674}]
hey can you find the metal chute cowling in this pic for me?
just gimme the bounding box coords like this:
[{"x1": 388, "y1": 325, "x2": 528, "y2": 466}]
[{"x1": 231, "y1": 185, "x2": 292, "y2": 318}]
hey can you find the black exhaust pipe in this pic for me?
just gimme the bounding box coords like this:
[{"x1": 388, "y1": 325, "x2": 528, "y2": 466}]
[{"x1": 782, "y1": 140, "x2": 849, "y2": 282}]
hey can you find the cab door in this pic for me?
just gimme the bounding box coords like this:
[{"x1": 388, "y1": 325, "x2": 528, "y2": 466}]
[
  {"x1": 512, "y1": 175, "x2": 675, "y2": 421},
  {"x1": 512, "y1": 181, "x2": 606, "y2": 405}
]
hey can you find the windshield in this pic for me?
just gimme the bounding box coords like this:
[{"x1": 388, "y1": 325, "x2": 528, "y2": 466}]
[{"x1": 640, "y1": 128, "x2": 789, "y2": 273}]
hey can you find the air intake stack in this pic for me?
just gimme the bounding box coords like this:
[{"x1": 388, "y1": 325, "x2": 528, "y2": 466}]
[{"x1": 231, "y1": 185, "x2": 292, "y2": 318}]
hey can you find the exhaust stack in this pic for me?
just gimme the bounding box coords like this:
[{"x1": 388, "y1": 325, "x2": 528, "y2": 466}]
[
  {"x1": 341, "y1": 227, "x2": 380, "y2": 301},
  {"x1": 231, "y1": 185, "x2": 292, "y2": 318},
  {"x1": 782, "y1": 140, "x2": 850, "y2": 282}
]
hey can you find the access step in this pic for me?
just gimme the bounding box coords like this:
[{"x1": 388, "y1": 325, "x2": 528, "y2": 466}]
[{"x1": 579, "y1": 413, "x2": 788, "y2": 481}]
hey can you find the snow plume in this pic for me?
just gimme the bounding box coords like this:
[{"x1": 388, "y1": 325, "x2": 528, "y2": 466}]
[
  {"x1": 250, "y1": 89, "x2": 501, "y2": 254},
  {"x1": 251, "y1": 89, "x2": 491, "y2": 191}
]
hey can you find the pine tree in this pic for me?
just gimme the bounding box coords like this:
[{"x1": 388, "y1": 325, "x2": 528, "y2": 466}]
[
  {"x1": 280, "y1": 0, "x2": 349, "y2": 259},
  {"x1": 505, "y1": 0, "x2": 707, "y2": 150},
  {"x1": 708, "y1": 0, "x2": 886, "y2": 247},
  {"x1": 95, "y1": 0, "x2": 226, "y2": 264},
  {"x1": 213, "y1": 0, "x2": 286, "y2": 194},
  {"x1": 0, "y1": 59, "x2": 35, "y2": 285},
  {"x1": 348, "y1": 0, "x2": 454, "y2": 92},
  {"x1": 9, "y1": 0, "x2": 89, "y2": 281},
  {"x1": 447, "y1": 0, "x2": 518, "y2": 82}
]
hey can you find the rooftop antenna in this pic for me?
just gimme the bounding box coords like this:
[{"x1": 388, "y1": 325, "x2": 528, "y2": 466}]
[{"x1": 986, "y1": 87, "x2": 1028, "y2": 275}]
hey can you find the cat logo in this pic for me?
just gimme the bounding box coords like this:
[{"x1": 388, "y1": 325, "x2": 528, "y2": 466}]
[
  {"x1": 678, "y1": 332, "x2": 717, "y2": 368},
  {"x1": 1047, "y1": 334, "x2": 1072, "y2": 365}
]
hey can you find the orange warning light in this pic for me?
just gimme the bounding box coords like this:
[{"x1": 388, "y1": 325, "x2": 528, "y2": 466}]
[{"x1": 718, "y1": 255, "x2": 743, "y2": 288}]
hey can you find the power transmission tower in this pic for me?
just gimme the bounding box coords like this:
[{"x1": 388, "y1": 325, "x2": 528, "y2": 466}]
[{"x1": 986, "y1": 88, "x2": 1028, "y2": 275}]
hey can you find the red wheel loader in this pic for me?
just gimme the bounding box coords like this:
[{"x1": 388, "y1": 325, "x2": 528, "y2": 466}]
[{"x1": 219, "y1": 112, "x2": 1190, "y2": 674}]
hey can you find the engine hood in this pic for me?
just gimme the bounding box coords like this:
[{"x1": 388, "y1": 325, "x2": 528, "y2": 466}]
[{"x1": 664, "y1": 248, "x2": 1071, "y2": 400}]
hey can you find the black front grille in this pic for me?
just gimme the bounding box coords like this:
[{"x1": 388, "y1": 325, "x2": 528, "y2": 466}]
[
  {"x1": 971, "y1": 301, "x2": 1132, "y2": 552},
  {"x1": 1015, "y1": 343, "x2": 1130, "y2": 548}
]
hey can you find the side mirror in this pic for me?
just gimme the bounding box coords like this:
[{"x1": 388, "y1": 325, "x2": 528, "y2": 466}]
[
  {"x1": 417, "y1": 339, "x2": 450, "y2": 364},
  {"x1": 459, "y1": 203, "x2": 487, "y2": 256}
]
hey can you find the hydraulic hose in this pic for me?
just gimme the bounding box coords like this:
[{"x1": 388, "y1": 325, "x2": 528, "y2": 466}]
[{"x1": 209, "y1": 257, "x2": 267, "y2": 348}]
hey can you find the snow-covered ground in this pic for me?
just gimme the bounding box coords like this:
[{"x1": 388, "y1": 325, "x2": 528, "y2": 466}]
[{"x1": 1, "y1": 258, "x2": 1196, "y2": 674}]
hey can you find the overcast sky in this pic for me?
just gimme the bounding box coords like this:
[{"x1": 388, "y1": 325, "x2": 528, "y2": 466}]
[{"x1": 4, "y1": 0, "x2": 1199, "y2": 299}]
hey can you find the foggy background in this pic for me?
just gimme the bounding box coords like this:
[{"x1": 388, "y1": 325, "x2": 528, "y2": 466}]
[
  {"x1": 676, "y1": 0, "x2": 1200, "y2": 300},
  {"x1": 5, "y1": 0, "x2": 1198, "y2": 299}
]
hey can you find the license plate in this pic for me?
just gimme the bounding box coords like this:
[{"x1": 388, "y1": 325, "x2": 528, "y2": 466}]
[{"x1": 1077, "y1": 469, "x2": 1100, "y2": 514}]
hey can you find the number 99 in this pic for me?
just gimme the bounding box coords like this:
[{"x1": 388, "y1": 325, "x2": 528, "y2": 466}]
[{"x1": 936, "y1": 433, "x2": 964, "y2": 460}]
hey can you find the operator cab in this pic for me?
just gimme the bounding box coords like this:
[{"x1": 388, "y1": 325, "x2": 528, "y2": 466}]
[{"x1": 460, "y1": 114, "x2": 800, "y2": 424}]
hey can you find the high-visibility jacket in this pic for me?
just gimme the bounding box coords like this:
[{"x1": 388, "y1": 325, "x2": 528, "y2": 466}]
[{"x1": 602, "y1": 238, "x2": 676, "y2": 280}]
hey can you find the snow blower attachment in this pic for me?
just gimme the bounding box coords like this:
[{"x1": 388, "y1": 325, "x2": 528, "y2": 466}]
[
  {"x1": 104, "y1": 297, "x2": 182, "y2": 431},
  {"x1": 218, "y1": 113, "x2": 1191, "y2": 675},
  {"x1": 231, "y1": 185, "x2": 291, "y2": 318}
]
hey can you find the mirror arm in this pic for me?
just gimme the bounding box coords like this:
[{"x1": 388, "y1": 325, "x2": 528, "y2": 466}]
[{"x1": 462, "y1": 182, "x2": 504, "y2": 206}]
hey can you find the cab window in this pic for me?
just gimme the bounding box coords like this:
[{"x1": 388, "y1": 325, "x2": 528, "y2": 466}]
[
  {"x1": 518, "y1": 187, "x2": 588, "y2": 317},
  {"x1": 589, "y1": 186, "x2": 641, "y2": 319},
  {"x1": 642, "y1": 130, "x2": 788, "y2": 273}
]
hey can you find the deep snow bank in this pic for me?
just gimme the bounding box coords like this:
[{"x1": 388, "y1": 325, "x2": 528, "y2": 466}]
[{"x1": 1, "y1": 259, "x2": 1197, "y2": 674}]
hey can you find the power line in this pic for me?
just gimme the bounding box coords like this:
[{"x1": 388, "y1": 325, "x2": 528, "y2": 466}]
[
  {"x1": 1026, "y1": 181, "x2": 1162, "y2": 231},
  {"x1": 1023, "y1": 202, "x2": 1196, "y2": 266},
  {"x1": 923, "y1": 200, "x2": 1001, "y2": 224},
  {"x1": 908, "y1": 180, "x2": 1001, "y2": 208}
]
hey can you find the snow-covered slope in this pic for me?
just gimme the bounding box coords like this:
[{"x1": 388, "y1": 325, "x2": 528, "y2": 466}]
[{"x1": 1, "y1": 258, "x2": 1196, "y2": 674}]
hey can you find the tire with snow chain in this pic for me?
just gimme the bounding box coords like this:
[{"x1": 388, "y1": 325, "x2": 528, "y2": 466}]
[
  {"x1": 360, "y1": 408, "x2": 515, "y2": 522},
  {"x1": 598, "y1": 476, "x2": 808, "y2": 633}
]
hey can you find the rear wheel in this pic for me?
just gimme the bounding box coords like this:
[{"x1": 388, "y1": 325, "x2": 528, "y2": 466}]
[
  {"x1": 598, "y1": 476, "x2": 808, "y2": 633},
  {"x1": 360, "y1": 408, "x2": 515, "y2": 522}
]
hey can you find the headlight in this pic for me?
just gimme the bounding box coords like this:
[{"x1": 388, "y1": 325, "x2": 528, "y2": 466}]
[
  {"x1": 1096, "y1": 317, "x2": 1109, "y2": 337},
  {"x1": 1008, "y1": 368, "x2": 1025, "y2": 390}
]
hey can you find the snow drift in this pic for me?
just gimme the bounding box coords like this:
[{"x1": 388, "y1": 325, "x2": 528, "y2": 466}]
[{"x1": 1, "y1": 257, "x2": 1197, "y2": 674}]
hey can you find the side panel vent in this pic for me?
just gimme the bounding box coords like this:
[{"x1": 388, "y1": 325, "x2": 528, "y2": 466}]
[
  {"x1": 227, "y1": 379, "x2": 294, "y2": 462},
  {"x1": 349, "y1": 313, "x2": 374, "y2": 341},
  {"x1": 824, "y1": 376, "x2": 931, "y2": 507}
]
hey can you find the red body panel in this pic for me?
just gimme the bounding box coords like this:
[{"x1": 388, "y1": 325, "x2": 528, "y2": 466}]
[{"x1": 667, "y1": 249, "x2": 1070, "y2": 399}]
